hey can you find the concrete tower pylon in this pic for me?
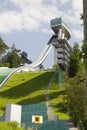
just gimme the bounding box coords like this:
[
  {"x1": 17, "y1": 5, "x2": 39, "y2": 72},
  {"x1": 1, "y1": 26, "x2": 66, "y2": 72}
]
[{"x1": 50, "y1": 17, "x2": 72, "y2": 71}]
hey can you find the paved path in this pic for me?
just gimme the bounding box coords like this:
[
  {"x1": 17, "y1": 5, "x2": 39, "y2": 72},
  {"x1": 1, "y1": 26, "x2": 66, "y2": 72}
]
[{"x1": 45, "y1": 71, "x2": 57, "y2": 120}]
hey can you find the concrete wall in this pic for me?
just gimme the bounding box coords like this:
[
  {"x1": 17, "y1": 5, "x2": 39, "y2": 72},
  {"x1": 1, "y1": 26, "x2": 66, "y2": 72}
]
[
  {"x1": 54, "y1": 47, "x2": 58, "y2": 65},
  {"x1": 5, "y1": 104, "x2": 22, "y2": 124}
]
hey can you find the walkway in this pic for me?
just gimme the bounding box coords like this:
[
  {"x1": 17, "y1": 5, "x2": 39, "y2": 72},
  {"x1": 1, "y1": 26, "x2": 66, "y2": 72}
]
[{"x1": 45, "y1": 71, "x2": 57, "y2": 120}]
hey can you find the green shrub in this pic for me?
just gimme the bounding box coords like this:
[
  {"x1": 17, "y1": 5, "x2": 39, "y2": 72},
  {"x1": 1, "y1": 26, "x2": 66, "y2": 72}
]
[{"x1": 0, "y1": 121, "x2": 23, "y2": 130}]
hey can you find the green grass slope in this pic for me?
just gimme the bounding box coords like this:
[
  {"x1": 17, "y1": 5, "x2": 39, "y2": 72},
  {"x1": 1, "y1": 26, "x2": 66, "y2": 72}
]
[
  {"x1": 49, "y1": 75, "x2": 69, "y2": 120},
  {"x1": 0, "y1": 70, "x2": 69, "y2": 120},
  {"x1": 0, "y1": 70, "x2": 54, "y2": 114}
]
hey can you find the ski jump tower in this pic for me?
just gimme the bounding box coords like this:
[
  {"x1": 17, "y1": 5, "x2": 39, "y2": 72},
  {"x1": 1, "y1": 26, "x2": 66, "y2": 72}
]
[
  {"x1": 0, "y1": 17, "x2": 72, "y2": 88},
  {"x1": 18, "y1": 17, "x2": 72, "y2": 72},
  {"x1": 50, "y1": 17, "x2": 72, "y2": 71},
  {"x1": 21, "y1": 17, "x2": 72, "y2": 72}
]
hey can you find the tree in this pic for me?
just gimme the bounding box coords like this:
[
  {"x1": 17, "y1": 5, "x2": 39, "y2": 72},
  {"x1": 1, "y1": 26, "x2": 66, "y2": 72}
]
[
  {"x1": 82, "y1": 0, "x2": 87, "y2": 96},
  {"x1": 65, "y1": 61, "x2": 86, "y2": 129},
  {"x1": 0, "y1": 37, "x2": 9, "y2": 65},
  {"x1": 39, "y1": 64, "x2": 44, "y2": 70},
  {"x1": 7, "y1": 44, "x2": 24, "y2": 68},
  {"x1": 76, "y1": 61, "x2": 85, "y2": 82},
  {"x1": 21, "y1": 51, "x2": 32, "y2": 64},
  {"x1": 0, "y1": 37, "x2": 9, "y2": 55},
  {"x1": 68, "y1": 42, "x2": 81, "y2": 77},
  {"x1": 53, "y1": 64, "x2": 59, "y2": 71},
  {"x1": 65, "y1": 78, "x2": 87, "y2": 127}
]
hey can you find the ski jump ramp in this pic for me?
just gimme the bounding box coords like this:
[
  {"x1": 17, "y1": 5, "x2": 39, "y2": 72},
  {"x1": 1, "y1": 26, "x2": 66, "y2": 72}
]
[
  {"x1": 17, "y1": 44, "x2": 52, "y2": 72},
  {"x1": 17, "y1": 35, "x2": 57, "y2": 71},
  {"x1": 29, "y1": 44, "x2": 52, "y2": 67}
]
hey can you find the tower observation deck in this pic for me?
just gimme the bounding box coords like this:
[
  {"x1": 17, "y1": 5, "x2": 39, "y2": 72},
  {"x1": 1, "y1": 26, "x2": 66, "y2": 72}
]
[{"x1": 50, "y1": 17, "x2": 71, "y2": 40}]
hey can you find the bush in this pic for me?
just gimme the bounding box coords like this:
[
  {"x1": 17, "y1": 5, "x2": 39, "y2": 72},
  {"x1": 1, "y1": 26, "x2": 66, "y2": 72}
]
[
  {"x1": 0, "y1": 121, "x2": 23, "y2": 130},
  {"x1": 65, "y1": 77, "x2": 87, "y2": 126}
]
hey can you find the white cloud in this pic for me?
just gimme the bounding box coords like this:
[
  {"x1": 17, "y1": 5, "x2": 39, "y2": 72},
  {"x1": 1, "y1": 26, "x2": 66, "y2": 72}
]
[
  {"x1": 60, "y1": 0, "x2": 70, "y2": 4},
  {"x1": 10, "y1": 0, "x2": 60, "y2": 23},
  {"x1": 41, "y1": 28, "x2": 53, "y2": 34},
  {"x1": 72, "y1": 0, "x2": 83, "y2": 12},
  {"x1": 67, "y1": 0, "x2": 82, "y2": 26},
  {"x1": 0, "y1": 10, "x2": 41, "y2": 33},
  {"x1": 72, "y1": 28, "x2": 83, "y2": 40},
  {"x1": 0, "y1": 11, "x2": 22, "y2": 33},
  {"x1": 59, "y1": 0, "x2": 83, "y2": 29},
  {"x1": 0, "y1": 0, "x2": 61, "y2": 33},
  {"x1": 0, "y1": 0, "x2": 83, "y2": 44},
  {"x1": 3, "y1": 0, "x2": 8, "y2": 6}
]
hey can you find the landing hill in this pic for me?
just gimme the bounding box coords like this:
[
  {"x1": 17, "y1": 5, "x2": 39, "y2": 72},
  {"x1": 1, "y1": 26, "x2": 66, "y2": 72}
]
[{"x1": 0, "y1": 70, "x2": 69, "y2": 120}]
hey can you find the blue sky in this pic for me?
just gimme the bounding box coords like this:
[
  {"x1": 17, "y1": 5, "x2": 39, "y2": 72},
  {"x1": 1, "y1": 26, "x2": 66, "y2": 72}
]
[{"x1": 0, "y1": 0, "x2": 83, "y2": 68}]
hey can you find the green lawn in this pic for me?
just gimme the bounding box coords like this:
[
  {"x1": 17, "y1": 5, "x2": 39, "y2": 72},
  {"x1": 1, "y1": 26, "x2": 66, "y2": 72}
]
[
  {"x1": 49, "y1": 83, "x2": 69, "y2": 120},
  {"x1": 0, "y1": 70, "x2": 69, "y2": 120},
  {"x1": 0, "y1": 71, "x2": 54, "y2": 114}
]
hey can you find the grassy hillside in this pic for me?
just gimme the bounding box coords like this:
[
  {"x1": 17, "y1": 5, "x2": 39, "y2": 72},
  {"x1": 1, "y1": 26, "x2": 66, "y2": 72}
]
[
  {"x1": 0, "y1": 70, "x2": 54, "y2": 114},
  {"x1": 0, "y1": 70, "x2": 69, "y2": 120},
  {"x1": 49, "y1": 75, "x2": 69, "y2": 120}
]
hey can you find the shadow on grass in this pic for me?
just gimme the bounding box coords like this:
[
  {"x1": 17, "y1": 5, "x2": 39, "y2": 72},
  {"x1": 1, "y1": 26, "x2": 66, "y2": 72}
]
[
  {"x1": 0, "y1": 107, "x2": 5, "y2": 114},
  {"x1": 17, "y1": 89, "x2": 63, "y2": 105},
  {"x1": 17, "y1": 91, "x2": 65, "y2": 106},
  {"x1": 0, "y1": 71, "x2": 54, "y2": 101},
  {"x1": 17, "y1": 94, "x2": 46, "y2": 105},
  {"x1": 53, "y1": 102, "x2": 66, "y2": 113},
  {"x1": 49, "y1": 89, "x2": 65, "y2": 99},
  {"x1": 49, "y1": 90, "x2": 66, "y2": 114}
]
